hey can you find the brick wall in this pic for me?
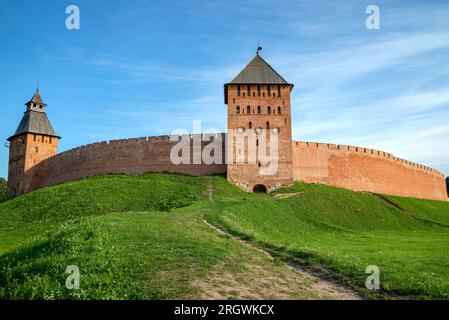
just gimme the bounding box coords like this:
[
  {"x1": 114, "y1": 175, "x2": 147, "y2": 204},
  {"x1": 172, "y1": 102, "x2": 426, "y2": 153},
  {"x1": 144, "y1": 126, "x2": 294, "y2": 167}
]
[
  {"x1": 292, "y1": 141, "x2": 448, "y2": 201},
  {"x1": 27, "y1": 134, "x2": 226, "y2": 191},
  {"x1": 17, "y1": 134, "x2": 447, "y2": 201}
]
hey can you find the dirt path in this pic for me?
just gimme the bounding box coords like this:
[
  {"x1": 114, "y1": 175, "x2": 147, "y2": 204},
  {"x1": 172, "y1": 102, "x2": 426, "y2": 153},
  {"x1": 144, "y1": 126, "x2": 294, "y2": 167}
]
[{"x1": 202, "y1": 218, "x2": 361, "y2": 300}]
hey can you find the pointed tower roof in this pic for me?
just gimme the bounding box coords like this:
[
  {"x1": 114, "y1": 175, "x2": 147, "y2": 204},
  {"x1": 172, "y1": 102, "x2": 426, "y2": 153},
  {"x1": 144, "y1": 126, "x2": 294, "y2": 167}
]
[
  {"x1": 25, "y1": 89, "x2": 46, "y2": 106},
  {"x1": 8, "y1": 90, "x2": 59, "y2": 141},
  {"x1": 224, "y1": 54, "x2": 292, "y2": 103},
  {"x1": 228, "y1": 54, "x2": 290, "y2": 85}
]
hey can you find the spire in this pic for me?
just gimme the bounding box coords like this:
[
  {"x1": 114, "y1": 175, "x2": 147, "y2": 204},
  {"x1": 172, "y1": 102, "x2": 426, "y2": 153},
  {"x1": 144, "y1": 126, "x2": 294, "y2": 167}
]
[{"x1": 26, "y1": 88, "x2": 46, "y2": 106}]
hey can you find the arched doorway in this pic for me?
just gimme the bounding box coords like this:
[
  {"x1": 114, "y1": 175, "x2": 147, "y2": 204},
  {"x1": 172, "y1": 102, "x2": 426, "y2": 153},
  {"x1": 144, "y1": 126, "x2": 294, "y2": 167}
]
[{"x1": 253, "y1": 184, "x2": 267, "y2": 193}]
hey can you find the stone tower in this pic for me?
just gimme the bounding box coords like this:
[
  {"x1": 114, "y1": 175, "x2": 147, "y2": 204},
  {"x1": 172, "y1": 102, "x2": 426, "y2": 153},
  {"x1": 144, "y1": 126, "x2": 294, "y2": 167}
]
[
  {"x1": 224, "y1": 54, "x2": 294, "y2": 192},
  {"x1": 7, "y1": 89, "x2": 60, "y2": 196}
]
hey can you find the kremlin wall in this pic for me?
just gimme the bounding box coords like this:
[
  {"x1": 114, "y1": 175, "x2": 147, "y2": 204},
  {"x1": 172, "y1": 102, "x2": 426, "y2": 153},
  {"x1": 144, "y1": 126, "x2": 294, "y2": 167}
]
[{"x1": 7, "y1": 54, "x2": 448, "y2": 201}]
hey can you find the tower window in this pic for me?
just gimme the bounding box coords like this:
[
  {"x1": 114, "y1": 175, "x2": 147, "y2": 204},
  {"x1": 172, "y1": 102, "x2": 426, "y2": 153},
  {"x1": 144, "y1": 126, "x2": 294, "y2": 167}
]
[
  {"x1": 236, "y1": 106, "x2": 240, "y2": 114},
  {"x1": 49, "y1": 137, "x2": 52, "y2": 144},
  {"x1": 278, "y1": 85, "x2": 281, "y2": 97},
  {"x1": 267, "y1": 85, "x2": 271, "y2": 97},
  {"x1": 257, "y1": 85, "x2": 260, "y2": 96},
  {"x1": 247, "y1": 105, "x2": 251, "y2": 114},
  {"x1": 278, "y1": 107, "x2": 281, "y2": 114},
  {"x1": 266, "y1": 121, "x2": 270, "y2": 129},
  {"x1": 267, "y1": 106, "x2": 271, "y2": 114},
  {"x1": 247, "y1": 85, "x2": 250, "y2": 96},
  {"x1": 273, "y1": 92, "x2": 276, "y2": 97},
  {"x1": 242, "y1": 92, "x2": 245, "y2": 97},
  {"x1": 237, "y1": 85, "x2": 241, "y2": 96},
  {"x1": 257, "y1": 106, "x2": 261, "y2": 114},
  {"x1": 263, "y1": 92, "x2": 265, "y2": 97},
  {"x1": 253, "y1": 92, "x2": 255, "y2": 97},
  {"x1": 35, "y1": 147, "x2": 39, "y2": 153},
  {"x1": 249, "y1": 121, "x2": 252, "y2": 129},
  {"x1": 33, "y1": 134, "x2": 36, "y2": 142}
]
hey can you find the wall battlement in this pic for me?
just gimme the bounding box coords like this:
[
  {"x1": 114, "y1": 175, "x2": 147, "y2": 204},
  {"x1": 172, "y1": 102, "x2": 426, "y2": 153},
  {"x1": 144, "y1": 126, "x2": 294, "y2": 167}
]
[
  {"x1": 17, "y1": 135, "x2": 446, "y2": 201},
  {"x1": 293, "y1": 141, "x2": 444, "y2": 177},
  {"x1": 25, "y1": 134, "x2": 227, "y2": 193},
  {"x1": 292, "y1": 140, "x2": 447, "y2": 200}
]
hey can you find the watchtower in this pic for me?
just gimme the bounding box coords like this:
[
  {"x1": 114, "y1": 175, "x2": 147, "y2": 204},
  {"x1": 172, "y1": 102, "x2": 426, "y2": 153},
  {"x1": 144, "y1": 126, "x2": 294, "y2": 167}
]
[
  {"x1": 7, "y1": 89, "x2": 60, "y2": 196},
  {"x1": 224, "y1": 54, "x2": 294, "y2": 192}
]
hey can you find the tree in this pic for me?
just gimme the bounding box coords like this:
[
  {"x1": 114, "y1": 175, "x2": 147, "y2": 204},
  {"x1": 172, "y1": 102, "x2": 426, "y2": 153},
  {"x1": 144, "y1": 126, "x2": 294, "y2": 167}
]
[
  {"x1": 0, "y1": 177, "x2": 7, "y2": 195},
  {"x1": 446, "y1": 177, "x2": 449, "y2": 198}
]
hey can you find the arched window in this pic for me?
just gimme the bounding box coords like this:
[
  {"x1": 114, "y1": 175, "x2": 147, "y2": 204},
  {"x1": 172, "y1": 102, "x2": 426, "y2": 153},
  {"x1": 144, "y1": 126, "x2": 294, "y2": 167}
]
[
  {"x1": 257, "y1": 85, "x2": 261, "y2": 97},
  {"x1": 257, "y1": 106, "x2": 261, "y2": 114},
  {"x1": 249, "y1": 121, "x2": 252, "y2": 129},
  {"x1": 277, "y1": 107, "x2": 281, "y2": 114},
  {"x1": 236, "y1": 106, "x2": 240, "y2": 114},
  {"x1": 266, "y1": 121, "x2": 270, "y2": 129},
  {"x1": 237, "y1": 85, "x2": 241, "y2": 96},
  {"x1": 267, "y1": 85, "x2": 271, "y2": 96},
  {"x1": 247, "y1": 85, "x2": 250, "y2": 96},
  {"x1": 278, "y1": 85, "x2": 281, "y2": 97},
  {"x1": 267, "y1": 106, "x2": 271, "y2": 114},
  {"x1": 247, "y1": 105, "x2": 251, "y2": 114}
]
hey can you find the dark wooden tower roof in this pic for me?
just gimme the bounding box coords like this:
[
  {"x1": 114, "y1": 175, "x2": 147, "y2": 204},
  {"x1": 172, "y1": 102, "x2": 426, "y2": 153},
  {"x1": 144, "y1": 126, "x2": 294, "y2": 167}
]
[
  {"x1": 224, "y1": 54, "x2": 292, "y2": 103},
  {"x1": 8, "y1": 90, "x2": 59, "y2": 141}
]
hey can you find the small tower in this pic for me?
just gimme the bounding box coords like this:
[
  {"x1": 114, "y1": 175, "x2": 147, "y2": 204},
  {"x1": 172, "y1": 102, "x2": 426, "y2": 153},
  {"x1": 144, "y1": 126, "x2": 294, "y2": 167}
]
[
  {"x1": 7, "y1": 89, "x2": 60, "y2": 196},
  {"x1": 224, "y1": 54, "x2": 294, "y2": 192}
]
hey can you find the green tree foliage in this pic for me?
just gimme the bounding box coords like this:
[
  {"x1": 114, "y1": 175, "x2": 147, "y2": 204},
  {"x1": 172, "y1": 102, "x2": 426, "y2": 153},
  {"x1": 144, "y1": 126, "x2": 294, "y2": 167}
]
[{"x1": 0, "y1": 178, "x2": 7, "y2": 195}]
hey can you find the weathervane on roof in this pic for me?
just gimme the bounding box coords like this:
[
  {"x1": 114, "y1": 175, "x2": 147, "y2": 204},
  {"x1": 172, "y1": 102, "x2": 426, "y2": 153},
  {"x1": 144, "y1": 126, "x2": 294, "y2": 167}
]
[{"x1": 256, "y1": 42, "x2": 262, "y2": 55}]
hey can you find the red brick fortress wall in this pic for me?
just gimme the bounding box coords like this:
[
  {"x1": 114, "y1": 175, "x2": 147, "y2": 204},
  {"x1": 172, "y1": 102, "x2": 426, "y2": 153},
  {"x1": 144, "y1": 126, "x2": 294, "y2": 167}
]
[
  {"x1": 292, "y1": 141, "x2": 447, "y2": 201},
  {"x1": 27, "y1": 134, "x2": 227, "y2": 192}
]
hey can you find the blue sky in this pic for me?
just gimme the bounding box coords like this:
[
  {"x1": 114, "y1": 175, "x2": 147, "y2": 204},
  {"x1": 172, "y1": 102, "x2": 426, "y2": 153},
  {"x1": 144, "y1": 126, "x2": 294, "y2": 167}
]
[{"x1": 1, "y1": 0, "x2": 448, "y2": 178}]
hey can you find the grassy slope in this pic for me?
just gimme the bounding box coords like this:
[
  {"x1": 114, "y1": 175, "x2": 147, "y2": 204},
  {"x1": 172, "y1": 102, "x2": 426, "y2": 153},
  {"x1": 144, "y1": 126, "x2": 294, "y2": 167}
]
[
  {"x1": 0, "y1": 173, "x2": 448, "y2": 299},
  {"x1": 0, "y1": 174, "x2": 203, "y2": 254},
  {"x1": 205, "y1": 182, "x2": 449, "y2": 299},
  {"x1": 0, "y1": 174, "x2": 329, "y2": 300}
]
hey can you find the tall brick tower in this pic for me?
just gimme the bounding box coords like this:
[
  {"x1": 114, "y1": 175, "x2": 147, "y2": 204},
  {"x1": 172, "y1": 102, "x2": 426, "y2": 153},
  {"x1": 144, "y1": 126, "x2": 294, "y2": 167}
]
[
  {"x1": 7, "y1": 89, "x2": 60, "y2": 196},
  {"x1": 224, "y1": 54, "x2": 294, "y2": 192}
]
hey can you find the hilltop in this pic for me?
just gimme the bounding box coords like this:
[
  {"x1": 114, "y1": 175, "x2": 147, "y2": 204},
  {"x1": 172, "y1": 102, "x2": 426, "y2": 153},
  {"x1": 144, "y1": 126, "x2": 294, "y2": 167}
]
[{"x1": 0, "y1": 173, "x2": 448, "y2": 299}]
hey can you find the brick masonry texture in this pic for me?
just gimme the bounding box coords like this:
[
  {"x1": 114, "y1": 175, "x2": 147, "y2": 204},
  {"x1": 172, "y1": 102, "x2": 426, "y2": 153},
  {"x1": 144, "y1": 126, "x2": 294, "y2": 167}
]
[
  {"x1": 7, "y1": 132, "x2": 447, "y2": 200},
  {"x1": 22, "y1": 135, "x2": 227, "y2": 194},
  {"x1": 292, "y1": 141, "x2": 447, "y2": 201}
]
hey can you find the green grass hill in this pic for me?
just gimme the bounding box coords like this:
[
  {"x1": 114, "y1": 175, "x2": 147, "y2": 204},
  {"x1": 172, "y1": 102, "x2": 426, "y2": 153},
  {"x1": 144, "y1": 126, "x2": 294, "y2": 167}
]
[{"x1": 0, "y1": 173, "x2": 448, "y2": 299}]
